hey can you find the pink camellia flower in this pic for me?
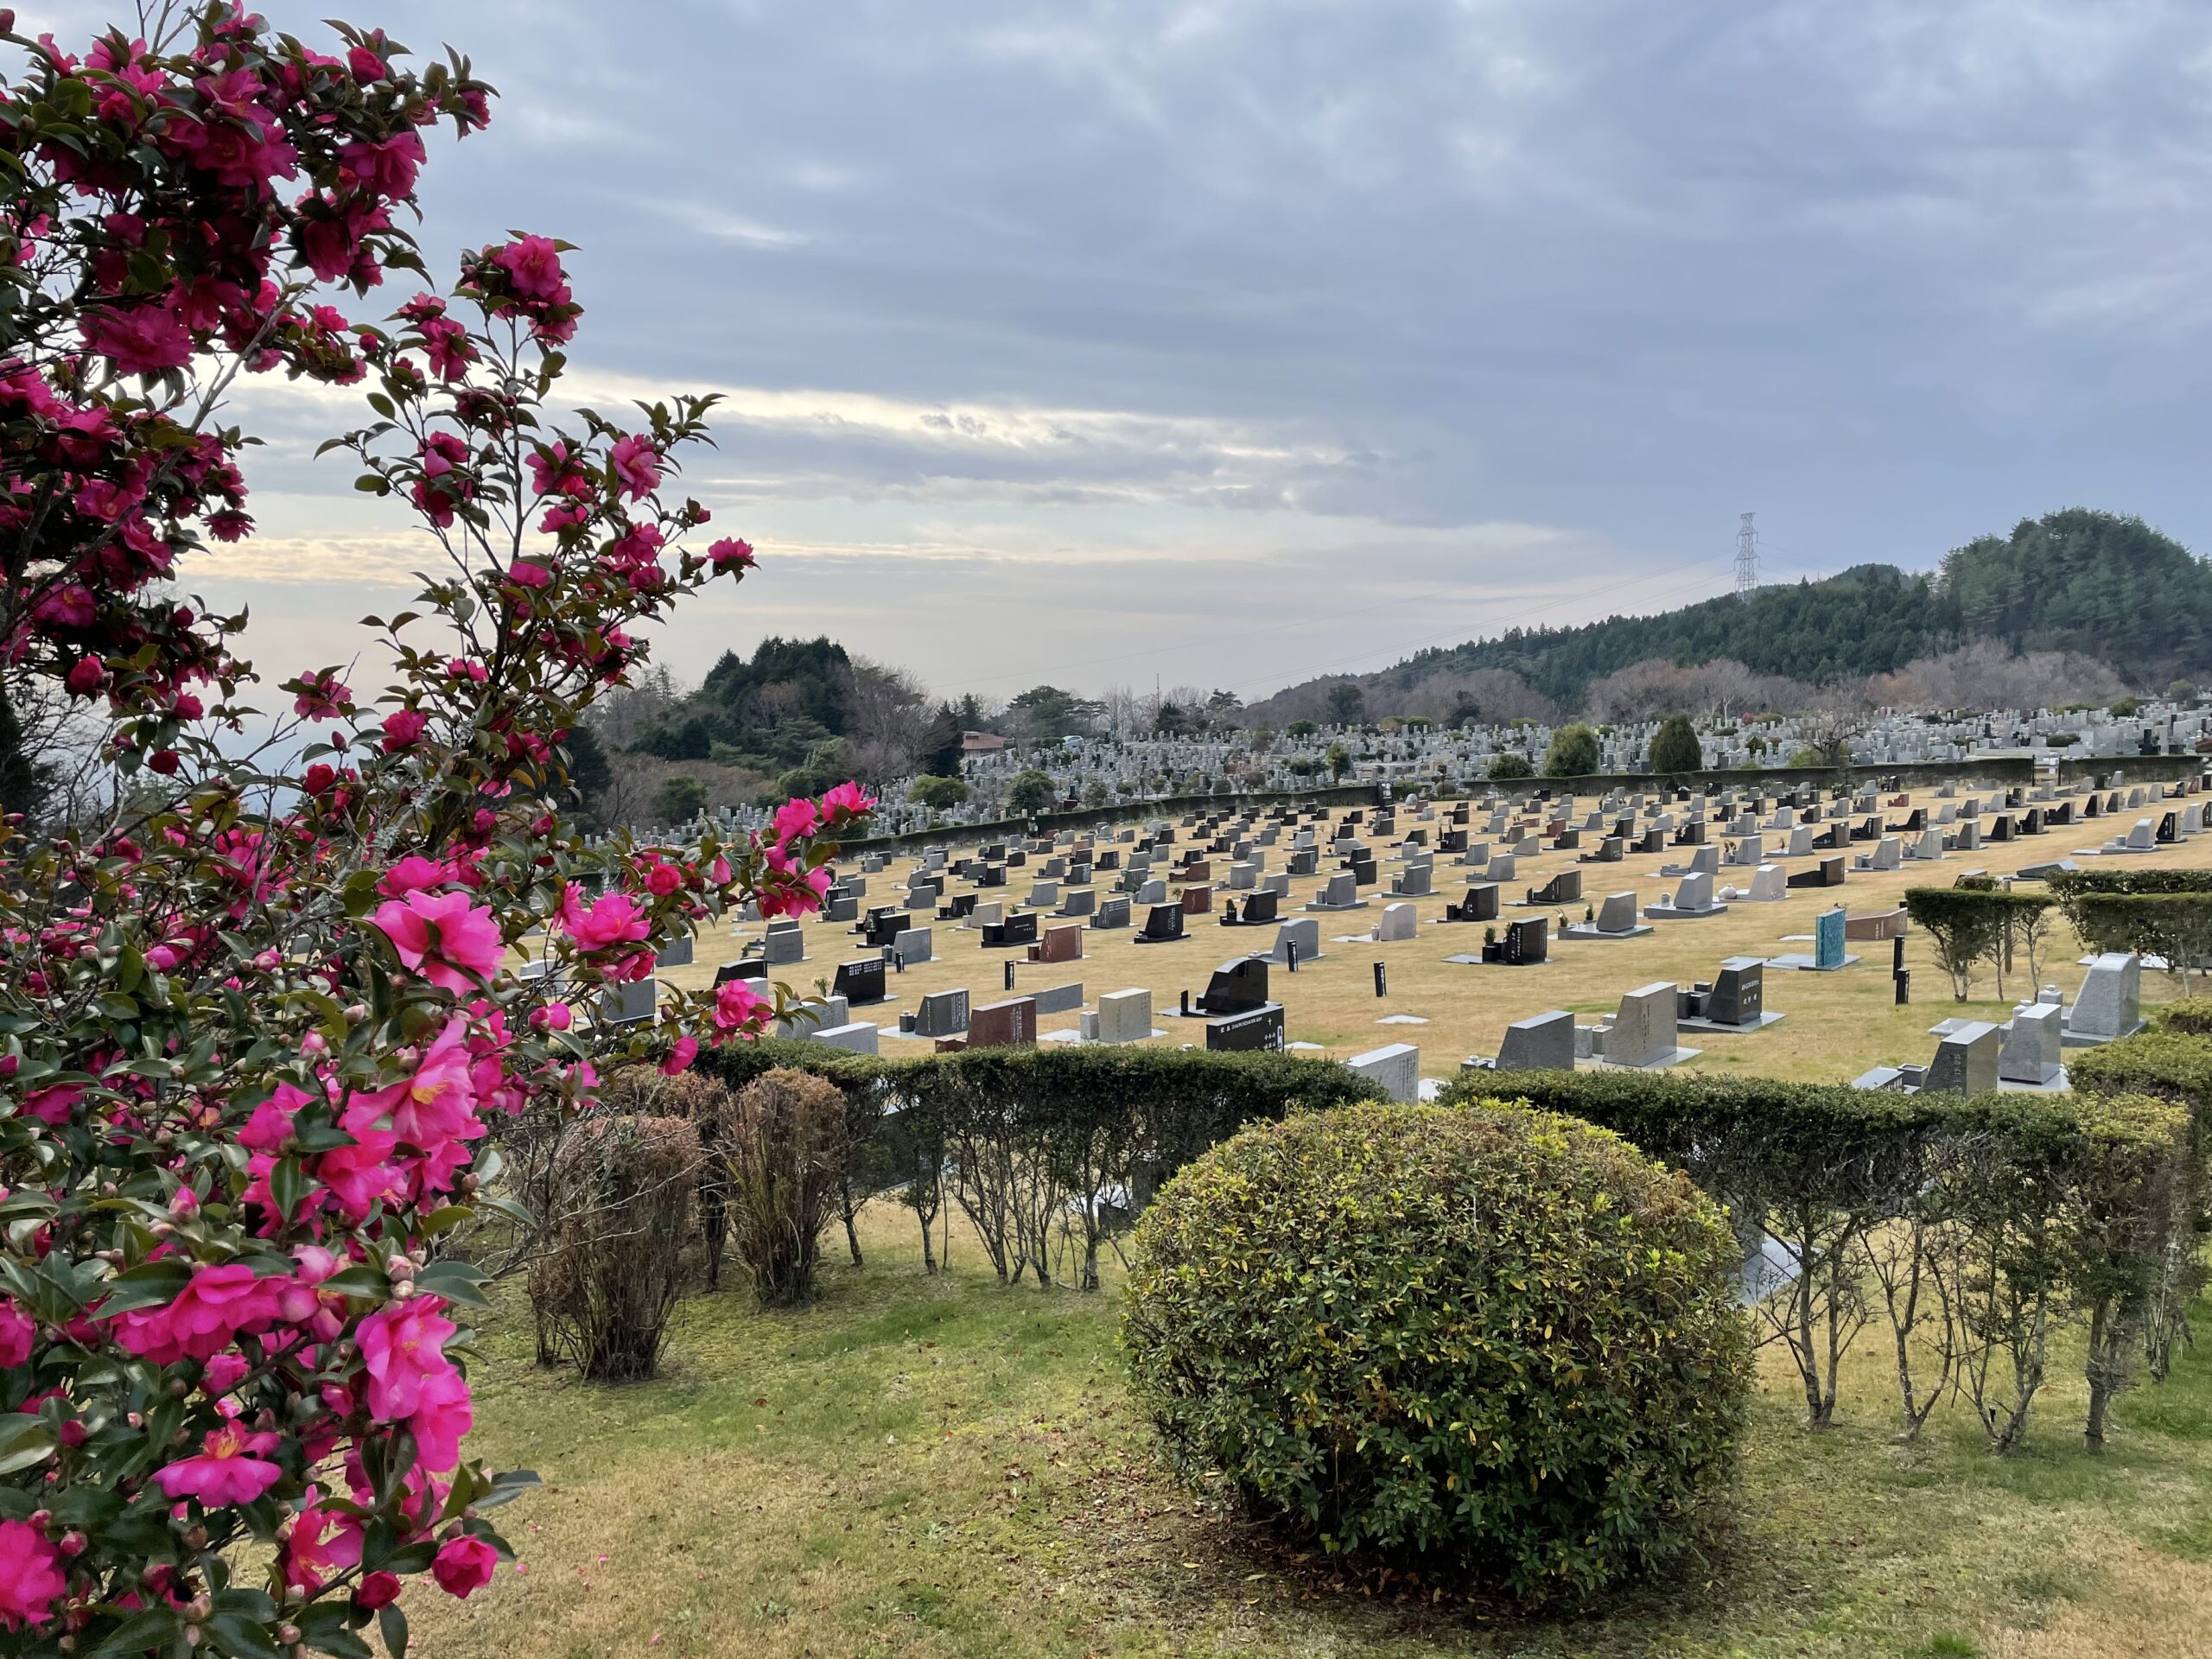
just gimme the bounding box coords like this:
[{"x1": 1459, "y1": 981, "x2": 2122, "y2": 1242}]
[
  {"x1": 21, "y1": 1084, "x2": 81, "y2": 1127},
  {"x1": 771, "y1": 797, "x2": 819, "y2": 843},
  {"x1": 0, "y1": 1301, "x2": 32, "y2": 1369},
  {"x1": 706, "y1": 537, "x2": 755, "y2": 571},
  {"x1": 371, "y1": 889, "x2": 504, "y2": 995},
  {"x1": 156, "y1": 1420, "x2": 285, "y2": 1506},
  {"x1": 359, "y1": 1019, "x2": 479, "y2": 1150},
  {"x1": 821, "y1": 781, "x2": 876, "y2": 821},
  {"x1": 80, "y1": 300, "x2": 193, "y2": 375},
  {"x1": 505, "y1": 560, "x2": 551, "y2": 589},
  {"x1": 377, "y1": 855, "x2": 453, "y2": 899},
  {"x1": 31, "y1": 585, "x2": 96, "y2": 628},
  {"x1": 555, "y1": 887, "x2": 648, "y2": 955},
  {"x1": 607, "y1": 434, "x2": 660, "y2": 500},
  {"x1": 112, "y1": 1262, "x2": 280, "y2": 1365},
  {"x1": 408, "y1": 1362, "x2": 474, "y2": 1472},
  {"x1": 357, "y1": 1296, "x2": 456, "y2": 1421},
  {"x1": 201, "y1": 1353, "x2": 251, "y2": 1397},
  {"x1": 431, "y1": 1534, "x2": 499, "y2": 1599},
  {"x1": 712, "y1": 978, "x2": 768, "y2": 1035},
  {"x1": 381, "y1": 709, "x2": 428, "y2": 752},
  {"x1": 660, "y1": 1036, "x2": 699, "y2": 1077},
  {"x1": 293, "y1": 671, "x2": 353, "y2": 720},
  {"x1": 356, "y1": 1570, "x2": 403, "y2": 1611},
  {"x1": 283, "y1": 1494, "x2": 365, "y2": 1592},
  {"x1": 0, "y1": 1517, "x2": 67, "y2": 1633},
  {"x1": 491, "y1": 234, "x2": 565, "y2": 301}
]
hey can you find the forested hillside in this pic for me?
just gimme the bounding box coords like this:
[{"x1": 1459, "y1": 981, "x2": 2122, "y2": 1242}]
[{"x1": 1281, "y1": 509, "x2": 2210, "y2": 714}]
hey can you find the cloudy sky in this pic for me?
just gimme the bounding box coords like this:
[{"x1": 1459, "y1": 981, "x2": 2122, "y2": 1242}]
[{"x1": 23, "y1": 1, "x2": 2212, "y2": 702}]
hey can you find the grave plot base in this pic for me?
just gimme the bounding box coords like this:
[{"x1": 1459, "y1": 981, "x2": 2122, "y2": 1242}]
[
  {"x1": 2060, "y1": 1022, "x2": 2145, "y2": 1048},
  {"x1": 1765, "y1": 953, "x2": 1859, "y2": 972},
  {"x1": 1442, "y1": 953, "x2": 1552, "y2": 968},
  {"x1": 1591, "y1": 1046, "x2": 1702, "y2": 1071},
  {"x1": 1560, "y1": 923, "x2": 1655, "y2": 941},
  {"x1": 1676, "y1": 1010, "x2": 1788, "y2": 1034},
  {"x1": 1642, "y1": 902, "x2": 1731, "y2": 920},
  {"x1": 1997, "y1": 1066, "x2": 2069, "y2": 1091},
  {"x1": 1302, "y1": 900, "x2": 1370, "y2": 912}
]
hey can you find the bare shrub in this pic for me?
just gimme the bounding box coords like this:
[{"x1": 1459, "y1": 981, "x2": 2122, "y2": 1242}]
[
  {"x1": 721, "y1": 1068, "x2": 848, "y2": 1306},
  {"x1": 529, "y1": 1114, "x2": 702, "y2": 1382}
]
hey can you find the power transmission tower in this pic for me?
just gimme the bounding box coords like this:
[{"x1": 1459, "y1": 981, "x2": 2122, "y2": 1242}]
[{"x1": 1734, "y1": 512, "x2": 1759, "y2": 596}]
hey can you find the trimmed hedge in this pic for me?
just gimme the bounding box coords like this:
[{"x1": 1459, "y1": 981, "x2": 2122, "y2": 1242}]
[
  {"x1": 1433, "y1": 1067, "x2": 2199, "y2": 1450},
  {"x1": 696, "y1": 1042, "x2": 1385, "y2": 1289},
  {"x1": 1122, "y1": 1103, "x2": 1751, "y2": 1600}
]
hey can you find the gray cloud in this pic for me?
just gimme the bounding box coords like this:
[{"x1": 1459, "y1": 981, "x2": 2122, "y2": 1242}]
[{"x1": 17, "y1": 0, "x2": 2212, "y2": 696}]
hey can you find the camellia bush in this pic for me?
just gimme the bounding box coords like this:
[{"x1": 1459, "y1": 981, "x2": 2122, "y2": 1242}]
[
  {"x1": 1122, "y1": 1102, "x2": 1751, "y2": 1601},
  {"x1": 0, "y1": 7, "x2": 870, "y2": 1655}
]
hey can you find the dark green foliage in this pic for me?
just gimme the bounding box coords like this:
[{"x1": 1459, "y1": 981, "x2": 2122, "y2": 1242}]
[
  {"x1": 1942, "y1": 510, "x2": 2212, "y2": 681},
  {"x1": 1326, "y1": 683, "x2": 1365, "y2": 725},
  {"x1": 1488, "y1": 752, "x2": 1534, "y2": 779},
  {"x1": 0, "y1": 686, "x2": 48, "y2": 819},
  {"x1": 1372, "y1": 509, "x2": 2212, "y2": 704},
  {"x1": 1399, "y1": 563, "x2": 1952, "y2": 705},
  {"x1": 1006, "y1": 684, "x2": 1101, "y2": 741},
  {"x1": 1541, "y1": 722, "x2": 1600, "y2": 777},
  {"x1": 1648, "y1": 713, "x2": 1702, "y2": 775},
  {"x1": 559, "y1": 722, "x2": 613, "y2": 804},
  {"x1": 633, "y1": 635, "x2": 854, "y2": 770},
  {"x1": 1007, "y1": 768, "x2": 1055, "y2": 816},
  {"x1": 1122, "y1": 1103, "x2": 1751, "y2": 1600},
  {"x1": 652, "y1": 773, "x2": 708, "y2": 823},
  {"x1": 906, "y1": 774, "x2": 969, "y2": 810},
  {"x1": 918, "y1": 704, "x2": 965, "y2": 778}
]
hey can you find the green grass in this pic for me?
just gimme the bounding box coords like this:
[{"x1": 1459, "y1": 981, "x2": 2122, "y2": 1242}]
[{"x1": 412, "y1": 1211, "x2": 2212, "y2": 1659}]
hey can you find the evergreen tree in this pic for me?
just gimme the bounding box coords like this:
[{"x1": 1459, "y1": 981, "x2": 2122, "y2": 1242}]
[{"x1": 1648, "y1": 713, "x2": 1702, "y2": 775}]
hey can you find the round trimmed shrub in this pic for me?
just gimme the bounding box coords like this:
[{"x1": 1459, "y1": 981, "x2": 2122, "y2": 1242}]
[{"x1": 1122, "y1": 1102, "x2": 1751, "y2": 1599}]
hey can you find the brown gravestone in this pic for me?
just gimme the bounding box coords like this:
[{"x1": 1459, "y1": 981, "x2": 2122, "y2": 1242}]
[
  {"x1": 1179, "y1": 884, "x2": 1214, "y2": 915},
  {"x1": 967, "y1": 996, "x2": 1037, "y2": 1050}
]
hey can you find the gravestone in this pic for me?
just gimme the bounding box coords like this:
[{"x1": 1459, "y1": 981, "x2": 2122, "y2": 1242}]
[
  {"x1": 2065, "y1": 952, "x2": 2143, "y2": 1045},
  {"x1": 1205, "y1": 1002, "x2": 1284, "y2": 1052},
  {"x1": 1390, "y1": 862, "x2": 1434, "y2": 897},
  {"x1": 1923, "y1": 1021, "x2": 1999, "y2": 1093},
  {"x1": 1484, "y1": 1009, "x2": 1576, "y2": 1071},
  {"x1": 715, "y1": 959, "x2": 768, "y2": 988},
  {"x1": 1028, "y1": 924, "x2": 1084, "y2": 964},
  {"x1": 1589, "y1": 982, "x2": 1695, "y2": 1069},
  {"x1": 1645, "y1": 869, "x2": 1726, "y2": 920},
  {"x1": 762, "y1": 924, "x2": 805, "y2": 966},
  {"x1": 1091, "y1": 895, "x2": 1131, "y2": 930},
  {"x1": 1565, "y1": 891, "x2": 1650, "y2": 940},
  {"x1": 1444, "y1": 884, "x2": 1500, "y2": 924},
  {"x1": 598, "y1": 979, "x2": 657, "y2": 1026},
  {"x1": 890, "y1": 927, "x2": 932, "y2": 967},
  {"x1": 654, "y1": 936, "x2": 695, "y2": 969},
  {"x1": 1137, "y1": 878, "x2": 1166, "y2": 905},
  {"x1": 1347, "y1": 1043, "x2": 1421, "y2": 1103},
  {"x1": 774, "y1": 995, "x2": 850, "y2": 1040},
  {"x1": 913, "y1": 988, "x2": 969, "y2": 1039},
  {"x1": 832, "y1": 957, "x2": 887, "y2": 1006},
  {"x1": 1196, "y1": 957, "x2": 1269, "y2": 1015},
  {"x1": 1372, "y1": 902, "x2": 1418, "y2": 942},
  {"x1": 1306, "y1": 872, "x2": 1366, "y2": 911},
  {"x1": 1179, "y1": 883, "x2": 1214, "y2": 915},
  {"x1": 1133, "y1": 903, "x2": 1185, "y2": 944},
  {"x1": 810, "y1": 1021, "x2": 879, "y2": 1055},
  {"x1": 1999, "y1": 1001, "x2": 2064, "y2": 1085},
  {"x1": 1088, "y1": 988, "x2": 1154, "y2": 1045},
  {"x1": 1678, "y1": 957, "x2": 1779, "y2": 1031},
  {"x1": 1263, "y1": 917, "x2": 1322, "y2": 966},
  {"x1": 1056, "y1": 887, "x2": 1096, "y2": 918},
  {"x1": 1481, "y1": 917, "x2": 1548, "y2": 965},
  {"x1": 1032, "y1": 982, "x2": 1084, "y2": 1017},
  {"x1": 966, "y1": 997, "x2": 1037, "y2": 1050}
]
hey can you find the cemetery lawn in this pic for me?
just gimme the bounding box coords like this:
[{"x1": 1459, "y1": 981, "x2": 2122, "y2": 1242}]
[{"x1": 411, "y1": 1205, "x2": 2212, "y2": 1659}]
